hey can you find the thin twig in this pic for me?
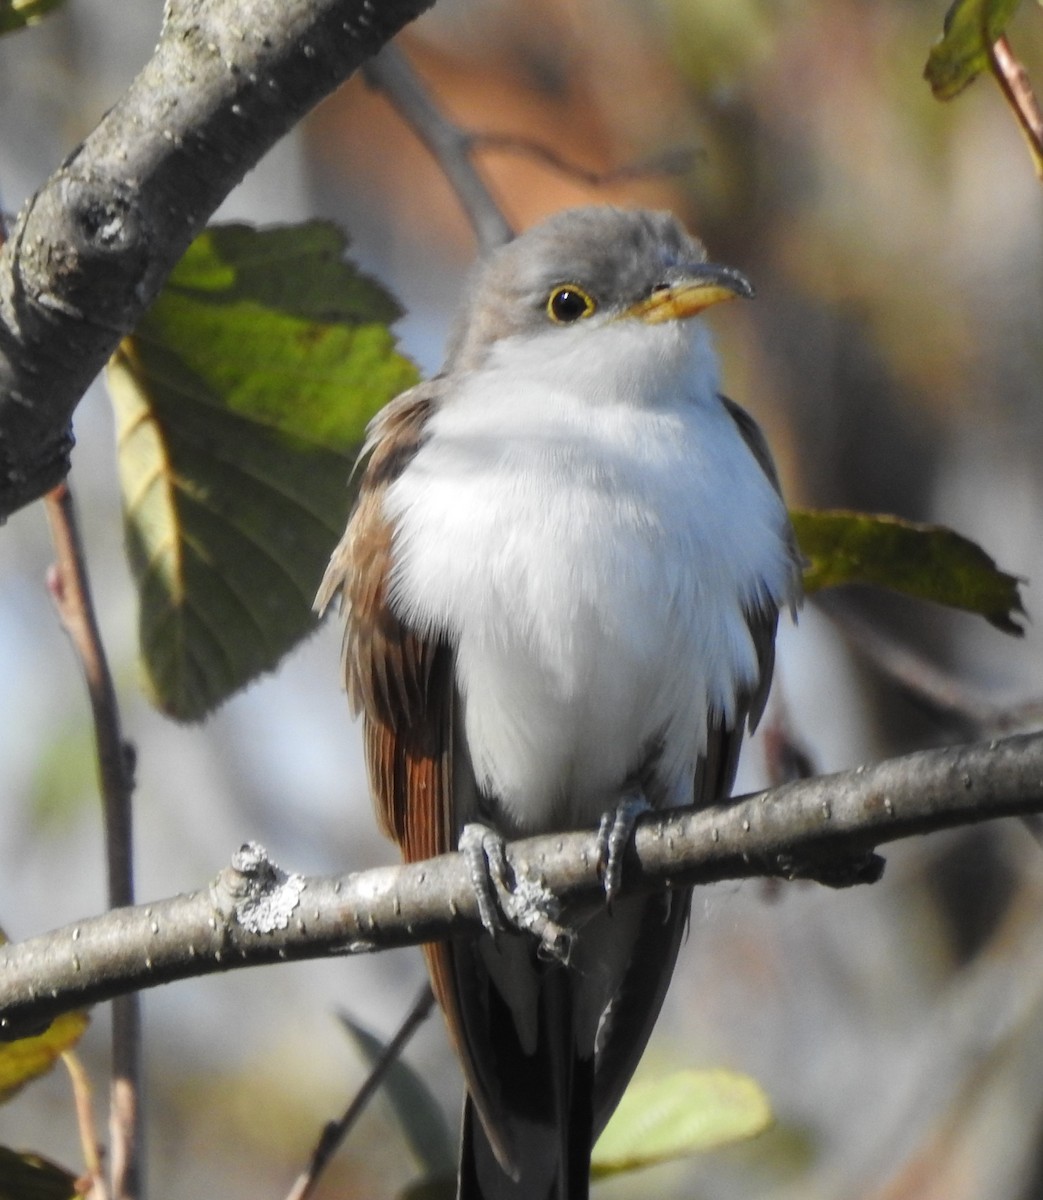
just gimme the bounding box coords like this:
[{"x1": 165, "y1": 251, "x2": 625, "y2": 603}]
[
  {"x1": 362, "y1": 49, "x2": 697, "y2": 255},
  {"x1": 817, "y1": 594, "x2": 1043, "y2": 738},
  {"x1": 44, "y1": 482, "x2": 141, "y2": 1200},
  {"x1": 467, "y1": 133, "x2": 698, "y2": 188},
  {"x1": 63, "y1": 1050, "x2": 109, "y2": 1200},
  {"x1": 988, "y1": 34, "x2": 1043, "y2": 180},
  {"x1": 285, "y1": 985, "x2": 436, "y2": 1200},
  {"x1": 363, "y1": 45, "x2": 514, "y2": 254}
]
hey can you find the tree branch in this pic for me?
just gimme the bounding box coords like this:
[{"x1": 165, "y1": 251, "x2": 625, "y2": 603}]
[
  {"x1": 2, "y1": 732, "x2": 1042, "y2": 1040},
  {"x1": 363, "y1": 45, "x2": 514, "y2": 254},
  {"x1": 0, "y1": 0, "x2": 435, "y2": 521}
]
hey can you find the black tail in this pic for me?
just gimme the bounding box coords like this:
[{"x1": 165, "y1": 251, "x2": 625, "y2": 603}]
[{"x1": 457, "y1": 967, "x2": 593, "y2": 1200}]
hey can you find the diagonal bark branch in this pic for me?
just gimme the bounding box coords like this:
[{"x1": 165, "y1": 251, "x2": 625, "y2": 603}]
[
  {"x1": 363, "y1": 46, "x2": 514, "y2": 254},
  {"x1": 2, "y1": 731, "x2": 1042, "y2": 1041},
  {"x1": 0, "y1": 0, "x2": 435, "y2": 520}
]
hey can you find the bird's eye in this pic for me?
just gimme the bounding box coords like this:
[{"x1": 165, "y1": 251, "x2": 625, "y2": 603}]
[{"x1": 547, "y1": 285, "x2": 596, "y2": 323}]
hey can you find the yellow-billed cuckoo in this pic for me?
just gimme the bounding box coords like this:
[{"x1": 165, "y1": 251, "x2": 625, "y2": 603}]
[{"x1": 317, "y1": 206, "x2": 802, "y2": 1200}]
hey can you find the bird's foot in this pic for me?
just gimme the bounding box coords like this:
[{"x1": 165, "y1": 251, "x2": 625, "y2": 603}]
[
  {"x1": 596, "y1": 794, "x2": 652, "y2": 908},
  {"x1": 459, "y1": 822, "x2": 511, "y2": 938},
  {"x1": 459, "y1": 822, "x2": 572, "y2": 963}
]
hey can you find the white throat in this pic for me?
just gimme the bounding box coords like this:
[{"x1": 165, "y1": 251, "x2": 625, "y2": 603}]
[{"x1": 478, "y1": 314, "x2": 722, "y2": 412}]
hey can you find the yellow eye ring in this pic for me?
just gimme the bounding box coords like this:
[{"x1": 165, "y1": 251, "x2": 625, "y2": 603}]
[{"x1": 547, "y1": 284, "x2": 596, "y2": 323}]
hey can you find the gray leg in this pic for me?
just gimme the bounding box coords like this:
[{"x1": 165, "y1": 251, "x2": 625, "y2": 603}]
[
  {"x1": 459, "y1": 822, "x2": 573, "y2": 962},
  {"x1": 459, "y1": 822, "x2": 509, "y2": 938},
  {"x1": 596, "y1": 793, "x2": 652, "y2": 907}
]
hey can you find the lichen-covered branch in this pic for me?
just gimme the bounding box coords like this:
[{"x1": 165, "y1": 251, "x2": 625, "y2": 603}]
[
  {"x1": 2, "y1": 732, "x2": 1042, "y2": 1040},
  {"x1": 0, "y1": 0, "x2": 435, "y2": 519}
]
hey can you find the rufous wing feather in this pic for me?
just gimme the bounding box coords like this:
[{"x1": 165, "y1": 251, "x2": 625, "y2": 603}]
[{"x1": 317, "y1": 380, "x2": 517, "y2": 1171}]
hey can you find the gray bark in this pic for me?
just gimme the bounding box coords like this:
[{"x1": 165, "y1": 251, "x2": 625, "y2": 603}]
[{"x1": 0, "y1": 0, "x2": 435, "y2": 518}]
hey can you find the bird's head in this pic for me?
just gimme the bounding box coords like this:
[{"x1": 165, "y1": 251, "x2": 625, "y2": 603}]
[{"x1": 446, "y1": 207, "x2": 753, "y2": 378}]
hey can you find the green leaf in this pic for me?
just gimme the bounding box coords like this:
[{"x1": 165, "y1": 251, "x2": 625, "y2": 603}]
[
  {"x1": 106, "y1": 222, "x2": 418, "y2": 721},
  {"x1": 791, "y1": 508, "x2": 1026, "y2": 634},
  {"x1": 0, "y1": 0, "x2": 64, "y2": 35},
  {"x1": 338, "y1": 1011, "x2": 455, "y2": 1177},
  {"x1": 924, "y1": 0, "x2": 1023, "y2": 99},
  {"x1": 0, "y1": 1147, "x2": 83, "y2": 1200},
  {"x1": 0, "y1": 1011, "x2": 90, "y2": 1104},
  {"x1": 591, "y1": 1068, "x2": 773, "y2": 1177}
]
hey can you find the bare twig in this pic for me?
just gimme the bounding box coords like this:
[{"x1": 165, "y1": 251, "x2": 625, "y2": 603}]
[
  {"x1": 362, "y1": 48, "x2": 696, "y2": 257},
  {"x1": 3, "y1": 732, "x2": 1043, "y2": 1038},
  {"x1": 63, "y1": 1049, "x2": 109, "y2": 1200},
  {"x1": 44, "y1": 482, "x2": 141, "y2": 1200},
  {"x1": 818, "y1": 595, "x2": 1043, "y2": 739},
  {"x1": 363, "y1": 45, "x2": 514, "y2": 253},
  {"x1": 468, "y1": 133, "x2": 698, "y2": 188},
  {"x1": 285, "y1": 985, "x2": 436, "y2": 1200},
  {"x1": 988, "y1": 35, "x2": 1043, "y2": 180}
]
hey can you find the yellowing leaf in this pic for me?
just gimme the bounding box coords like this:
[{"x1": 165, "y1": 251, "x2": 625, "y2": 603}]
[
  {"x1": 0, "y1": 1147, "x2": 84, "y2": 1200},
  {"x1": 0, "y1": 0, "x2": 64, "y2": 35},
  {"x1": 592, "y1": 1068, "x2": 773, "y2": 1177},
  {"x1": 0, "y1": 1011, "x2": 89, "y2": 1104},
  {"x1": 924, "y1": 0, "x2": 1022, "y2": 99},
  {"x1": 107, "y1": 222, "x2": 418, "y2": 721},
  {"x1": 791, "y1": 508, "x2": 1026, "y2": 634}
]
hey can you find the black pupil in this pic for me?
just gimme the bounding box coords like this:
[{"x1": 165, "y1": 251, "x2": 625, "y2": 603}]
[{"x1": 552, "y1": 289, "x2": 589, "y2": 321}]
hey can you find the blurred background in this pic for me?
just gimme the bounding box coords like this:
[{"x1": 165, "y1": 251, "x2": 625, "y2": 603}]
[{"x1": 1, "y1": 1, "x2": 1043, "y2": 1197}]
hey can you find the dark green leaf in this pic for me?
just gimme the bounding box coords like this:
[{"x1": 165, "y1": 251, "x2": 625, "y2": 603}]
[
  {"x1": 0, "y1": 0, "x2": 64, "y2": 35},
  {"x1": 591, "y1": 1069, "x2": 773, "y2": 1177},
  {"x1": 924, "y1": 0, "x2": 1022, "y2": 99},
  {"x1": 338, "y1": 1011, "x2": 455, "y2": 1177},
  {"x1": 106, "y1": 222, "x2": 418, "y2": 721},
  {"x1": 0, "y1": 1147, "x2": 83, "y2": 1200},
  {"x1": 791, "y1": 508, "x2": 1026, "y2": 634}
]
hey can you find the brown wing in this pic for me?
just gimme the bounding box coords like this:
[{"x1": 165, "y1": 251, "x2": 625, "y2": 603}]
[
  {"x1": 316, "y1": 380, "x2": 452, "y2": 853},
  {"x1": 317, "y1": 380, "x2": 499, "y2": 1154},
  {"x1": 592, "y1": 396, "x2": 802, "y2": 1130}
]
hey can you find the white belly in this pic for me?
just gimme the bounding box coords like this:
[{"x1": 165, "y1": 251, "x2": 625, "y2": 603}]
[{"x1": 383, "y1": 343, "x2": 793, "y2": 835}]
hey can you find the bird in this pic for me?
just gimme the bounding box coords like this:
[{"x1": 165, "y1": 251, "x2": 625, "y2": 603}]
[{"x1": 316, "y1": 206, "x2": 802, "y2": 1200}]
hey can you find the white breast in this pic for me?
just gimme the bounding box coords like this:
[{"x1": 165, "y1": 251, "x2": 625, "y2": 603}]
[{"x1": 383, "y1": 319, "x2": 794, "y2": 835}]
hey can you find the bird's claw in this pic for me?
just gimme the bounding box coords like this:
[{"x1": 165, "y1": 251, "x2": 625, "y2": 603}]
[
  {"x1": 459, "y1": 823, "x2": 510, "y2": 938},
  {"x1": 459, "y1": 822, "x2": 572, "y2": 962},
  {"x1": 596, "y1": 794, "x2": 652, "y2": 907}
]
